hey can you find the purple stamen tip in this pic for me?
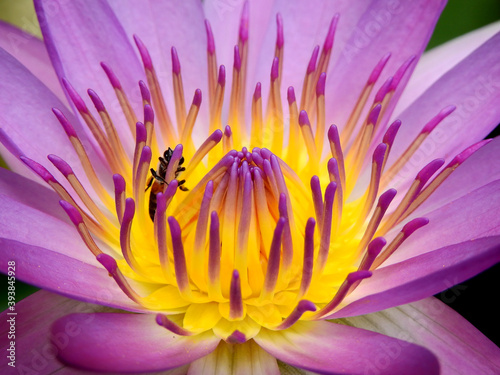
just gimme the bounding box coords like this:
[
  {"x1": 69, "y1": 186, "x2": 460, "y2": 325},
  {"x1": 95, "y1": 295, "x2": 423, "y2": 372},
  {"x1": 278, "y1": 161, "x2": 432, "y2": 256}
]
[
  {"x1": 113, "y1": 174, "x2": 126, "y2": 194},
  {"x1": 205, "y1": 20, "x2": 216, "y2": 54},
  {"x1": 193, "y1": 89, "x2": 202, "y2": 107},
  {"x1": 287, "y1": 86, "x2": 296, "y2": 104},
  {"x1": 298, "y1": 110, "x2": 311, "y2": 127},
  {"x1": 328, "y1": 158, "x2": 339, "y2": 175},
  {"x1": 100, "y1": 62, "x2": 122, "y2": 89},
  {"x1": 373, "y1": 143, "x2": 387, "y2": 164},
  {"x1": 224, "y1": 125, "x2": 232, "y2": 137},
  {"x1": 374, "y1": 76, "x2": 393, "y2": 103},
  {"x1": 226, "y1": 330, "x2": 246, "y2": 344},
  {"x1": 239, "y1": 1, "x2": 249, "y2": 43},
  {"x1": 211, "y1": 129, "x2": 224, "y2": 144},
  {"x1": 422, "y1": 105, "x2": 456, "y2": 134},
  {"x1": 59, "y1": 200, "x2": 82, "y2": 226},
  {"x1": 171, "y1": 47, "x2": 181, "y2": 74},
  {"x1": 323, "y1": 14, "x2": 339, "y2": 51},
  {"x1": 133, "y1": 34, "x2": 153, "y2": 70},
  {"x1": 391, "y1": 55, "x2": 416, "y2": 89},
  {"x1": 233, "y1": 45, "x2": 242, "y2": 71},
  {"x1": 402, "y1": 217, "x2": 429, "y2": 236},
  {"x1": 378, "y1": 188, "x2": 397, "y2": 209},
  {"x1": 383, "y1": 119, "x2": 401, "y2": 145},
  {"x1": 96, "y1": 253, "x2": 118, "y2": 273},
  {"x1": 52, "y1": 108, "x2": 77, "y2": 138},
  {"x1": 144, "y1": 104, "x2": 154, "y2": 124},
  {"x1": 20, "y1": 156, "x2": 55, "y2": 183},
  {"x1": 325, "y1": 181, "x2": 337, "y2": 203},
  {"x1": 88, "y1": 89, "x2": 106, "y2": 112},
  {"x1": 368, "y1": 104, "x2": 382, "y2": 125},
  {"x1": 368, "y1": 237, "x2": 386, "y2": 257},
  {"x1": 368, "y1": 52, "x2": 392, "y2": 85},
  {"x1": 155, "y1": 314, "x2": 164, "y2": 327},
  {"x1": 253, "y1": 82, "x2": 262, "y2": 100},
  {"x1": 297, "y1": 300, "x2": 317, "y2": 313},
  {"x1": 218, "y1": 65, "x2": 226, "y2": 86},
  {"x1": 416, "y1": 159, "x2": 445, "y2": 184},
  {"x1": 307, "y1": 45, "x2": 320, "y2": 74},
  {"x1": 261, "y1": 148, "x2": 272, "y2": 160},
  {"x1": 276, "y1": 13, "x2": 284, "y2": 48},
  {"x1": 62, "y1": 78, "x2": 87, "y2": 113},
  {"x1": 135, "y1": 122, "x2": 147, "y2": 143},
  {"x1": 139, "y1": 80, "x2": 151, "y2": 102},
  {"x1": 316, "y1": 72, "x2": 326, "y2": 96},
  {"x1": 167, "y1": 216, "x2": 182, "y2": 237},
  {"x1": 271, "y1": 57, "x2": 280, "y2": 81},
  {"x1": 452, "y1": 139, "x2": 491, "y2": 165},
  {"x1": 48, "y1": 154, "x2": 73, "y2": 177},
  {"x1": 328, "y1": 124, "x2": 340, "y2": 143},
  {"x1": 347, "y1": 270, "x2": 372, "y2": 284},
  {"x1": 123, "y1": 198, "x2": 136, "y2": 223},
  {"x1": 306, "y1": 217, "x2": 316, "y2": 235}
]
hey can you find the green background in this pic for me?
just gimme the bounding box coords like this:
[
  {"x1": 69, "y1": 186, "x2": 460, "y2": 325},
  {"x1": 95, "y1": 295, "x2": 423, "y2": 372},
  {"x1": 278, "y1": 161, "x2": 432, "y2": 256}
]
[{"x1": 1, "y1": 0, "x2": 499, "y2": 345}]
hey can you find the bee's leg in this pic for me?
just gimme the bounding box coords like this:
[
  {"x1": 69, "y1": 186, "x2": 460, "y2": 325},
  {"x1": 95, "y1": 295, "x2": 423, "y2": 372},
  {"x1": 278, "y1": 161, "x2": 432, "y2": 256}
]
[
  {"x1": 145, "y1": 171, "x2": 155, "y2": 191},
  {"x1": 151, "y1": 169, "x2": 168, "y2": 184}
]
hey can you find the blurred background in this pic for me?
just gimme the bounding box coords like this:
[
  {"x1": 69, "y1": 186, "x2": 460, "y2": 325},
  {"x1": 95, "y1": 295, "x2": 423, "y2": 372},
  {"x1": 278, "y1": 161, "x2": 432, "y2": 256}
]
[{"x1": 0, "y1": 0, "x2": 499, "y2": 346}]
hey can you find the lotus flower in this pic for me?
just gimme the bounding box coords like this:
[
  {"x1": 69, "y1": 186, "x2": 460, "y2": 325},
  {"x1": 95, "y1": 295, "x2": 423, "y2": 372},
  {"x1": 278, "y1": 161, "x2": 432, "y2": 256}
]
[{"x1": 1, "y1": 0, "x2": 500, "y2": 374}]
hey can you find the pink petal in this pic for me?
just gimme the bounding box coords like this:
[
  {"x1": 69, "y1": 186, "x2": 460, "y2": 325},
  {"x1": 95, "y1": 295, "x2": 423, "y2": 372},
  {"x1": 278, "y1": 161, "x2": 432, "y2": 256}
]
[
  {"x1": 189, "y1": 340, "x2": 280, "y2": 374},
  {"x1": 342, "y1": 297, "x2": 500, "y2": 375},
  {"x1": 0, "y1": 237, "x2": 139, "y2": 311},
  {"x1": 107, "y1": 0, "x2": 208, "y2": 127},
  {"x1": 254, "y1": 320, "x2": 439, "y2": 375},
  {"x1": 387, "y1": 31, "x2": 500, "y2": 188},
  {"x1": 0, "y1": 21, "x2": 66, "y2": 103},
  {"x1": 34, "y1": 0, "x2": 144, "y2": 148},
  {"x1": 0, "y1": 290, "x2": 109, "y2": 374},
  {"x1": 395, "y1": 21, "x2": 500, "y2": 115},
  {"x1": 51, "y1": 313, "x2": 219, "y2": 373},
  {"x1": 0, "y1": 47, "x2": 92, "y2": 183},
  {"x1": 388, "y1": 179, "x2": 500, "y2": 264},
  {"x1": 332, "y1": 236, "x2": 500, "y2": 318}
]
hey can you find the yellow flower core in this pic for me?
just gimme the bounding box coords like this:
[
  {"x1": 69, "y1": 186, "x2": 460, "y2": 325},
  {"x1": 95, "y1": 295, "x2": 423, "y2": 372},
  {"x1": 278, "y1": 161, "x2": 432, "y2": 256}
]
[{"x1": 28, "y1": 10, "x2": 462, "y2": 343}]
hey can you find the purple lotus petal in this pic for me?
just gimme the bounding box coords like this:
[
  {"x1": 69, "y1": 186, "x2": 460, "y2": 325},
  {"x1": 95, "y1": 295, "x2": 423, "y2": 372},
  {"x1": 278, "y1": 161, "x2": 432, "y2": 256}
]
[
  {"x1": 51, "y1": 313, "x2": 219, "y2": 373},
  {"x1": 387, "y1": 31, "x2": 500, "y2": 189},
  {"x1": 0, "y1": 290, "x2": 111, "y2": 374},
  {"x1": 108, "y1": 0, "x2": 208, "y2": 128},
  {"x1": 387, "y1": 179, "x2": 500, "y2": 264},
  {"x1": 0, "y1": 48, "x2": 94, "y2": 182},
  {"x1": 255, "y1": 320, "x2": 439, "y2": 375},
  {"x1": 0, "y1": 167, "x2": 68, "y2": 222},
  {"x1": 34, "y1": 0, "x2": 144, "y2": 146},
  {"x1": 396, "y1": 21, "x2": 500, "y2": 114},
  {"x1": 327, "y1": 0, "x2": 446, "y2": 132},
  {"x1": 342, "y1": 297, "x2": 500, "y2": 374},
  {"x1": 331, "y1": 236, "x2": 500, "y2": 318},
  {"x1": 0, "y1": 193, "x2": 95, "y2": 263},
  {"x1": 189, "y1": 340, "x2": 280, "y2": 374},
  {"x1": 0, "y1": 21, "x2": 66, "y2": 103},
  {"x1": 0, "y1": 237, "x2": 141, "y2": 312}
]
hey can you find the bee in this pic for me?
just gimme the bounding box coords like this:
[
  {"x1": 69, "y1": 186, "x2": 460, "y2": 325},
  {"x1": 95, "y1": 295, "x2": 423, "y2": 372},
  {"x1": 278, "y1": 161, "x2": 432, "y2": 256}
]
[{"x1": 145, "y1": 147, "x2": 188, "y2": 221}]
